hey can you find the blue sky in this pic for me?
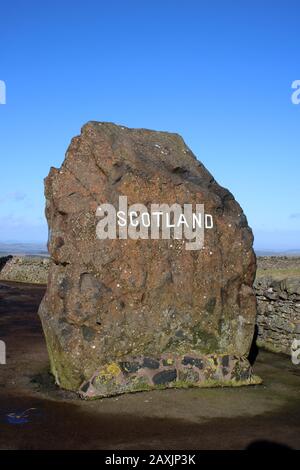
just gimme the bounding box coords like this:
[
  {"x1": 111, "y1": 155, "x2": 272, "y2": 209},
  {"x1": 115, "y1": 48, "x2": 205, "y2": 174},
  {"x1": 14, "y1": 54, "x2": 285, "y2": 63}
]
[{"x1": 0, "y1": 0, "x2": 299, "y2": 250}]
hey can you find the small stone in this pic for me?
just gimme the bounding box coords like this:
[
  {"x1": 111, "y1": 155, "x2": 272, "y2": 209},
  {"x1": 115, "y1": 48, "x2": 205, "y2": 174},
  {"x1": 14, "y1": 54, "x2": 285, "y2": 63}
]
[
  {"x1": 152, "y1": 369, "x2": 177, "y2": 385},
  {"x1": 142, "y1": 357, "x2": 160, "y2": 369},
  {"x1": 182, "y1": 356, "x2": 204, "y2": 369},
  {"x1": 119, "y1": 361, "x2": 140, "y2": 373}
]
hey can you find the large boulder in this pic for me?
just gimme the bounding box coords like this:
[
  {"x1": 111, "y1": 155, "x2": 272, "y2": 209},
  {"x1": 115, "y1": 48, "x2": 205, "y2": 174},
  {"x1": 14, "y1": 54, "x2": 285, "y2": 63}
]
[{"x1": 39, "y1": 122, "x2": 259, "y2": 398}]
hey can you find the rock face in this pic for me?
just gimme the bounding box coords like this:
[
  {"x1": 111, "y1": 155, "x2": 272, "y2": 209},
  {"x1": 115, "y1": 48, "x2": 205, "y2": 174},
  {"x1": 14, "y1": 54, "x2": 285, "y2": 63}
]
[{"x1": 39, "y1": 122, "x2": 258, "y2": 398}]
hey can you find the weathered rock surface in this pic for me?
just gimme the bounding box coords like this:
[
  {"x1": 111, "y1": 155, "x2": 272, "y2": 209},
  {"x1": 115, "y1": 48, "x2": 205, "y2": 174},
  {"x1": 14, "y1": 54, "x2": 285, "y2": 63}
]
[{"x1": 39, "y1": 122, "x2": 258, "y2": 398}]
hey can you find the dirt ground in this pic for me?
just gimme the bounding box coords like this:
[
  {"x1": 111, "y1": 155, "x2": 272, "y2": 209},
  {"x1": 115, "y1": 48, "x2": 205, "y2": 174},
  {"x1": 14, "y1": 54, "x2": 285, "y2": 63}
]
[{"x1": 0, "y1": 280, "x2": 300, "y2": 450}]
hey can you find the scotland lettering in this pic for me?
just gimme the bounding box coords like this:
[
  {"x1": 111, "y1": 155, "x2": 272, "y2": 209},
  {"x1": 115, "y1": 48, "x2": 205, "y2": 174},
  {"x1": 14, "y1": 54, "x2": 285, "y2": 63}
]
[{"x1": 96, "y1": 196, "x2": 213, "y2": 250}]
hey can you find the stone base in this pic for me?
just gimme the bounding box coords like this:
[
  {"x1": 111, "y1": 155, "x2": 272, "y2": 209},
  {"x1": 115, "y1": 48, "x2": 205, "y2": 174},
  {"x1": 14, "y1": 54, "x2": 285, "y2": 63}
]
[{"x1": 79, "y1": 353, "x2": 262, "y2": 399}]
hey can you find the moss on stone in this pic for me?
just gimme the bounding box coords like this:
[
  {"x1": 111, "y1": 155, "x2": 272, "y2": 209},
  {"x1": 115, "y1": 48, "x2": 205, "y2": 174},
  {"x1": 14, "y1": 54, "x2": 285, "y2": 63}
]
[
  {"x1": 191, "y1": 325, "x2": 219, "y2": 353},
  {"x1": 256, "y1": 340, "x2": 283, "y2": 355},
  {"x1": 43, "y1": 328, "x2": 83, "y2": 390},
  {"x1": 165, "y1": 358, "x2": 174, "y2": 365}
]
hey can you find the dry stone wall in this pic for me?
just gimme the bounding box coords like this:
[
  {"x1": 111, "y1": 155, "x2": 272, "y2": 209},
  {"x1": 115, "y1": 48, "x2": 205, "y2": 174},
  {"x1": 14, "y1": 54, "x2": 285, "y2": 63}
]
[
  {"x1": 0, "y1": 256, "x2": 49, "y2": 284},
  {"x1": 255, "y1": 277, "x2": 300, "y2": 354}
]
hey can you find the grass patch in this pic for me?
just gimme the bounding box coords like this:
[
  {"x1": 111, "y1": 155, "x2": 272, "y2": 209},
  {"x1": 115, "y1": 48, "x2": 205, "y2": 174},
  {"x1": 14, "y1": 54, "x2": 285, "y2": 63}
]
[{"x1": 256, "y1": 268, "x2": 300, "y2": 280}]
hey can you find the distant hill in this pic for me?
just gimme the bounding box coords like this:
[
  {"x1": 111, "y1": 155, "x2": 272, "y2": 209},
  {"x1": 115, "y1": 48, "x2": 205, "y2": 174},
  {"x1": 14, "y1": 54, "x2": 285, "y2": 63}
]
[
  {"x1": 0, "y1": 242, "x2": 49, "y2": 257},
  {"x1": 255, "y1": 249, "x2": 300, "y2": 257}
]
